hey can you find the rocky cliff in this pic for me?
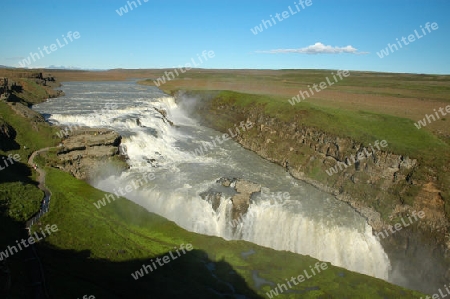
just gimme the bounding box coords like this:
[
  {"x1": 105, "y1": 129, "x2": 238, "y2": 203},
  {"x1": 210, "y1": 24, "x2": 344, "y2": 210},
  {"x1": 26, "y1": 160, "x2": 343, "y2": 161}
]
[
  {"x1": 175, "y1": 90, "x2": 450, "y2": 284},
  {"x1": 0, "y1": 72, "x2": 63, "y2": 105},
  {"x1": 0, "y1": 71, "x2": 127, "y2": 182},
  {"x1": 51, "y1": 128, "x2": 127, "y2": 180},
  {"x1": 0, "y1": 118, "x2": 18, "y2": 151}
]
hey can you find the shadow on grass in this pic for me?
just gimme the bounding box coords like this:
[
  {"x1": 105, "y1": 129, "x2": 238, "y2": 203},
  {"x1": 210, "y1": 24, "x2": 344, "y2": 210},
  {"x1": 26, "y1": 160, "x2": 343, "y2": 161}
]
[
  {"x1": 4, "y1": 93, "x2": 24, "y2": 105},
  {"x1": 37, "y1": 245, "x2": 264, "y2": 299},
  {"x1": 0, "y1": 211, "x2": 32, "y2": 298},
  {"x1": 0, "y1": 129, "x2": 20, "y2": 152},
  {"x1": 0, "y1": 159, "x2": 35, "y2": 185}
]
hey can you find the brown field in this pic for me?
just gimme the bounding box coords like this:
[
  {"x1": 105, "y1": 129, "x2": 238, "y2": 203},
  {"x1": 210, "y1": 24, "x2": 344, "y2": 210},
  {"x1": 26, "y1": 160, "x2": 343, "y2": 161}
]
[{"x1": 2, "y1": 68, "x2": 449, "y2": 135}]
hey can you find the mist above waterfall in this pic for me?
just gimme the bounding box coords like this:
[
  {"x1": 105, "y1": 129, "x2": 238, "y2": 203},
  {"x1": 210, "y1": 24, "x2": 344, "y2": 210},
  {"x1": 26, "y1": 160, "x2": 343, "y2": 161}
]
[{"x1": 34, "y1": 81, "x2": 392, "y2": 281}]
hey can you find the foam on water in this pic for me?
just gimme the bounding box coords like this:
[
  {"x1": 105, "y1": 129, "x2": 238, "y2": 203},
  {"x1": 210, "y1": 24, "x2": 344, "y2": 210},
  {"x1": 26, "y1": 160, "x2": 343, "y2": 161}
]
[{"x1": 33, "y1": 81, "x2": 391, "y2": 280}]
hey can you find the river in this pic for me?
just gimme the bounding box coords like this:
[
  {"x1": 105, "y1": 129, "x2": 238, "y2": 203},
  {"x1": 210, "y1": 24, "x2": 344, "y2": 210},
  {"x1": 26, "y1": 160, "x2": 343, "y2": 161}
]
[{"x1": 33, "y1": 80, "x2": 392, "y2": 281}]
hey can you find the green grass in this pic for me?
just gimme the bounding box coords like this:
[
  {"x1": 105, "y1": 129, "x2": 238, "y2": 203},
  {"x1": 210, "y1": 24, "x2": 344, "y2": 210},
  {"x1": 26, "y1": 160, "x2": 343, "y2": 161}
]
[
  {"x1": 175, "y1": 89, "x2": 450, "y2": 222},
  {"x1": 0, "y1": 182, "x2": 42, "y2": 222},
  {"x1": 0, "y1": 75, "x2": 63, "y2": 298},
  {"x1": 0, "y1": 101, "x2": 60, "y2": 151},
  {"x1": 0, "y1": 69, "x2": 432, "y2": 298},
  {"x1": 11, "y1": 78, "x2": 54, "y2": 105},
  {"x1": 32, "y1": 167, "x2": 426, "y2": 298},
  {"x1": 140, "y1": 69, "x2": 450, "y2": 102},
  {"x1": 192, "y1": 90, "x2": 449, "y2": 160}
]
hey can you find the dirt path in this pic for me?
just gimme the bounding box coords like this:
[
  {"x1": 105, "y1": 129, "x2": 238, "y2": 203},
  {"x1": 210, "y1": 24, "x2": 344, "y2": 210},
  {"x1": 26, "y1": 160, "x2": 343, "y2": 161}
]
[
  {"x1": 24, "y1": 147, "x2": 55, "y2": 299},
  {"x1": 28, "y1": 147, "x2": 53, "y2": 197}
]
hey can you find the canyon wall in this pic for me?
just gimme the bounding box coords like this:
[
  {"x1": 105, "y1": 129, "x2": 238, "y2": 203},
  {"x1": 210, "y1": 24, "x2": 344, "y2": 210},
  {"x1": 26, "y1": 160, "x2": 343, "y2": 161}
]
[{"x1": 174, "y1": 90, "x2": 450, "y2": 282}]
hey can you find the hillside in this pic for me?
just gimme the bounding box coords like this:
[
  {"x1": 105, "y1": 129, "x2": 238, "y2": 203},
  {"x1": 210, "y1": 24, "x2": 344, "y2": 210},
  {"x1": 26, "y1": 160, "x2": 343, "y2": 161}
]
[
  {"x1": 140, "y1": 69, "x2": 450, "y2": 292},
  {"x1": 0, "y1": 69, "x2": 428, "y2": 298}
]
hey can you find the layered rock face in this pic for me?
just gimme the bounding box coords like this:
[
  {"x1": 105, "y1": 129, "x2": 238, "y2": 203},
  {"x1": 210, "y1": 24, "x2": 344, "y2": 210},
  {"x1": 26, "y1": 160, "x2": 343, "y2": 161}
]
[
  {"x1": 200, "y1": 178, "x2": 261, "y2": 222},
  {"x1": 8, "y1": 102, "x2": 45, "y2": 123},
  {"x1": 0, "y1": 118, "x2": 18, "y2": 151},
  {"x1": 0, "y1": 73, "x2": 63, "y2": 104},
  {"x1": 0, "y1": 77, "x2": 21, "y2": 100},
  {"x1": 0, "y1": 119, "x2": 16, "y2": 141},
  {"x1": 237, "y1": 112, "x2": 447, "y2": 236},
  {"x1": 187, "y1": 95, "x2": 447, "y2": 235},
  {"x1": 54, "y1": 128, "x2": 127, "y2": 180},
  {"x1": 178, "y1": 91, "x2": 450, "y2": 284}
]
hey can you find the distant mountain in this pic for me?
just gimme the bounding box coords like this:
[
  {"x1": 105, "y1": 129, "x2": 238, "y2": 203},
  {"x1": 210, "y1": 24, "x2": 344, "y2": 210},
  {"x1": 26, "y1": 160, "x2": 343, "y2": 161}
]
[
  {"x1": 46, "y1": 65, "x2": 83, "y2": 70},
  {"x1": 45, "y1": 65, "x2": 107, "y2": 71}
]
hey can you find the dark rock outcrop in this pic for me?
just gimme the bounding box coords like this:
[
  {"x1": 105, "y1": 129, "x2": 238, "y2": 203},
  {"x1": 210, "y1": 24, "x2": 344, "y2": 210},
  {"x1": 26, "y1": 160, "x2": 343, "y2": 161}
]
[
  {"x1": 180, "y1": 90, "x2": 450, "y2": 287},
  {"x1": 200, "y1": 177, "x2": 261, "y2": 223},
  {"x1": 54, "y1": 128, "x2": 127, "y2": 180},
  {"x1": 154, "y1": 107, "x2": 174, "y2": 126},
  {"x1": 7, "y1": 102, "x2": 45, "y2": 123},
  {"x1": 0, "y1": 118, "x2": 19, "y2": 151},
  {"x1": 0, "y1": 73, "x2": 63, "y2": 105}
]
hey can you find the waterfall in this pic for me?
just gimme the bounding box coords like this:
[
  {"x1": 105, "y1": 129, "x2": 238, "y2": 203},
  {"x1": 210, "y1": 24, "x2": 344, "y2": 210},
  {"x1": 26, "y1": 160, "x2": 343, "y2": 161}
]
[{"x1": 34, "y1": 81, "x2": 392, "y2": 282}]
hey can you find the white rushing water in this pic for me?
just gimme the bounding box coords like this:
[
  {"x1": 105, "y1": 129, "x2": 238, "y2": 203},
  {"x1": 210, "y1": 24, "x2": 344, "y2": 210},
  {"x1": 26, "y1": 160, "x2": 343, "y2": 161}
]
[{"x1": 33, "y1": 81, "x2": 391, "y2": 280}]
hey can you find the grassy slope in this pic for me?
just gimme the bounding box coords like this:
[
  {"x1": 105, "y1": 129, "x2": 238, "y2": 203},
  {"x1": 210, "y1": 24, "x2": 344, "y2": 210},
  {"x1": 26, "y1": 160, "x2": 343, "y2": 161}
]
[
  {"x1": 139, "y1": 70, "x2": 450, "y2": 219},
  {"x1": 140, "y1": 69, "x2": 450, "y2": 138},
  {"x1": 205, "y1": 90, "x2": 448, "y2": 159},
  {"x1": 0, "y1": 69, "x2": 427, "y2": 298},
  {"x1": 35, "y1": 167, "x2": 425, "y2": 298},
  {"x1": 0, "y1": 78, "x2": 60, "y2": 298},
  {"x1": 170, "y1": 89, "x2": 450, "y2": 218}
]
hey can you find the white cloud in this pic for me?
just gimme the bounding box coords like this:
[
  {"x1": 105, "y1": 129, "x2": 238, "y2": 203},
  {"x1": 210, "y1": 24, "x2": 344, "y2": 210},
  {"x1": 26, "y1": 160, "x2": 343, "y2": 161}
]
[{"x1": 256, "y1": 42, "x2": 369, "y2": 55}]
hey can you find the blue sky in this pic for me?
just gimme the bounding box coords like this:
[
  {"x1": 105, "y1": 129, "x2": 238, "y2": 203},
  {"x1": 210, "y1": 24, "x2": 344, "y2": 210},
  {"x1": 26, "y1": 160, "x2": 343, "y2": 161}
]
[{"x1": 1, "y1": 0, "x2": 449, "y2": 74}]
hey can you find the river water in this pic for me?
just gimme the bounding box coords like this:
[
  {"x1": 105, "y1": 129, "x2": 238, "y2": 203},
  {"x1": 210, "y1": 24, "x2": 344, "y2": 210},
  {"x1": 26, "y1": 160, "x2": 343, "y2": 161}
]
[{"x1": 33, "y1": 80, "x2": 391, "y2": 281}]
